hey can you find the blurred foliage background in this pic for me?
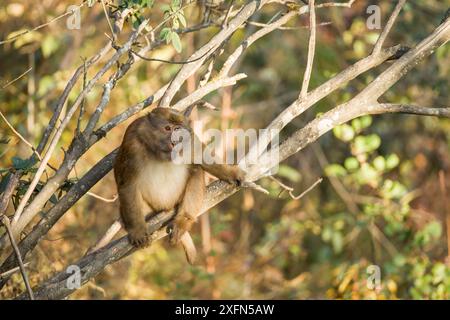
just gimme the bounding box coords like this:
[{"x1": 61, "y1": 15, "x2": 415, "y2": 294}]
[{"x1": 0, "y1": 0, "x2": 449, "y2": 299}]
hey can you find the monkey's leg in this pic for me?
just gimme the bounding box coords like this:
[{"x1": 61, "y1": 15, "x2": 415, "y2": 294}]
[
  {"x1": 170, "y1": 166, "x2": 205, "y2": 262},
  {"x1": 118, "y1": 184, "x2": 150, "y2": 248}
]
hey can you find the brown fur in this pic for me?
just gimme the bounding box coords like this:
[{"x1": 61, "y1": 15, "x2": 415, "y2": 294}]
[{"x1": 114, "y1": 108, "x2": 244, "y2": 263}]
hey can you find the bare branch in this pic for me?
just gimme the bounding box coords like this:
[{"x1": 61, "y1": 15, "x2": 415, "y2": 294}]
[
  {"x1": 0, "y1": 216, "x2": 34, "y2": 300},
  {"x1": 158, "y1": 0, "x2": 269, "y2": 108},
  {"x1": 271, "y1": 176, "x2": 323, "y2": 200},
  {"x1": 10, "y1": 20, "x2": 149, "y2": 240},
  {"x1": 0, "y1": 172, "x2": 20, "y2": 216},
  {"x1": 1, "y1": 67, "x2": 32, "y2": 89},
  {"x1": 172, "y1": 74, "x2": 247, "y2": 111},
  {"x1": 0, "y1": 1, "x2": 88, "y2": 46},
  {"x1": 0, "y1": 150, "x2": 117, "y2": 277},
  {"x1": 86, "y1": 192, "x2": 118, "y2": 203},
  {"x1": 0, "y1": 110, "x2": 42, "y2": 162},
  {"x1": 0, "y1": 263, "x2": 30, "y2": 281},
  {"x1": 6, "y1": 0, "x2": 449, "y2": 300},
  {"x1": 373, "y1": 0, "x2": 407, "y2": 54},
  {"x1": 369, "y1": 103, "x2": 450, "y2": 118},
  {"x1": 299, "y1": 0, "x2": 317, "y2": 99},
  {"x1": 290, "y1": 177, "x2": 323, "y2": 200}
]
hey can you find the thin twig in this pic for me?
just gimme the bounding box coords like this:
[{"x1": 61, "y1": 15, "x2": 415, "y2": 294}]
[
  {"x1": 130, "y1": 45, "x2": 216, "y2": 65},
  {"x1": 0, "y1": 263, "x2": 30, "y2": 280},
  {"x1": 0, "y1": 1, "x2": 88, "y2": 46},
  {"x1": 0, "y1": 172, "x2": 20, "y2": 215},
  {"x1": 221, "y1": 0, "x2": 235, "y2": 28},
  {"x1": 150, "y1": 0, "x2": 197, "y2": 35},
  {"x1": 10, "y1": 20, "x2": 149, "y2": 230},
  {"x1": 299, "y1": 0, "x2": 316, "y2": 99},
  {"x1": 76, "y1": 58, "x2": 88, "y2": 134},
  {"x1": 0, "y1": 216, "x2": 34, "y2": 300},
  {"x1": 101, "y1": 0, "x2": 115, "y2": 40},
  {"x1": 1, "y1": 67, "x2": 32, "y2": 89},
  {"x1": 373, "y1": 0, "x2": 407, "y2": 54},
  {"x1": 86, "y1": 220, "x2": 122, "y2": 254},
  {"x1": 371, "y1": 103, "x2": 450, "y2": 118},
  {"x1": 242, "y1": 181, "x2": 270, "y2": 194},
  {"x1": 86, "y1": 192, "x2": 117, "y2": 203},
  {"x1": 438, "y1": 171, "x2": 450, "y2": 266},
  {"x1": 246, "y1": 20, "x2": 331, "y2": 29},
  {"x1": 290, "y1": 177, "x2": 322, "y2": 200},
  {"x1": 271, "y1": 176, "x2": 322, "y2": 200},
  {"x1": 0, "y1": 110, "x2": 42, "y2": 162}
]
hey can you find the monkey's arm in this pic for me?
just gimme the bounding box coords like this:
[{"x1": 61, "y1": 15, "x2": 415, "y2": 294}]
[
  {"x1": 190, "y1": 132, "x2": 245, "y2": 184},
  {"x1": 114, "y1": 144, "x2": 150, "y2": 248},
  {"x1": 200, "y1": 162, "x2": 244, "y2": 185}
]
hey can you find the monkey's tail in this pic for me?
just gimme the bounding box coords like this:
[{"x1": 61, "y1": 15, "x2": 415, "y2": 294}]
[{"x1": 180, "y1": 232, "x2": 197, "y2": 264}]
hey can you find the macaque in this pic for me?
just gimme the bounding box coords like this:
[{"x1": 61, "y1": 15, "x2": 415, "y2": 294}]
[{"x1": 114, "y1": 107, "x2": 244, "y2": 263}]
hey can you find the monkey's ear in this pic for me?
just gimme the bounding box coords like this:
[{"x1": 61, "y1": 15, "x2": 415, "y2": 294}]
[{"x1": 183, "y1": 104, "x2": 196, "y2": 118}]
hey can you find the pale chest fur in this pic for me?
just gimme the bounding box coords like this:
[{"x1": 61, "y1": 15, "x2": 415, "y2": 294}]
[{"x1": 136, "y1": 159, "x2": 189, "y2": 211}]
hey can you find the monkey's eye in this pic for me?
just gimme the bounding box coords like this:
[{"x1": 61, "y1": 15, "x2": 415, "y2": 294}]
[{"x1": 164, "y1": 125, "x2": 172, "y2": 131}]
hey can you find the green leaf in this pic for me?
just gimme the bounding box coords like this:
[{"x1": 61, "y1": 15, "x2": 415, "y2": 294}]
[
  {"x1": 0, "y1": 173, "x2": 11, "y2": 193},
  {"x1": 333, "y1": 124, "x2": 354, "y2": 142},
  {"x1": 160, "y1": 4, "x2": 171, "y2": 12},
  {"x1": 351, "y1": 115, "x2": 371, "y2": 132},
  {"x1": 356, "y1": 163, "x2": 379, "y2": 185},
  {"x1": 381, "y1": 179, "x2": 407, "y2": 199},
  {"x1": 12, "y1": 156, "x2": 34, "y2": 170},
  {"x1": 360, "y1": 115, "x2": 372, "y2": 129},
  {"x1": 49, "y1": 194, "x2": 59, "y2": 205},
  {"x1": 351, "y1": 118, "x2": 362, "y2": 133},
  {"x1": 177, "y1": 12, "x2": 187, "y2": 28},
  {"x1": 160, "y1": 27, "x2": 171, "y2": 41},
  {"x1": 0, "y1": 137, "x2": 10, "y2": 144},
  {"x1": 424, "y1": 221, "x2": 442, "y2": 239},
  {"x1": 171, "y1": 0, "x2": 181, "y2": 9},
  {"x1": 331, "y1": 232, "x2": 344, "y2": 254},
  {"x1": 42, "y1": 36, "x2": 59, "y2": 58},
  {"x1": 170, "y1": 32, "x2": 182, "y2": 53},
  {"x1": 141, "y1": 0, "x2": 154, "y2": 7},
  {"x1": 373, "y1": 156, "x2": 386, "y2": 171},
  {"x1": 386, "y1": 153, "x2": 400, "y2": 169},
  {"x1": 38, "y1": 75, "x2": 55, "y2": 96},
  {"x1": 322, "y1": 226, "x2": 332, "y2": 242},
  {"x1": 431, "y1": 263, "x2": 446, "y2": 284},
  {"x1": 325, "y1": 164, "x2": 347, "y2": 177},
  {"x1": 344, "y1": 157, "x2": 359, "y2": 171},
  {"x1": 131, "y1": 14, "x2": 143, "y2": 29},
  {"x1": 277, "y1": 165, "x2": 301, "y2": 183},
  {"x1": 172, "y1": 17, "x2": 180, "y2": 29},
  {"x1": 353, "y1": 134, "x2": 381, "y2": 154}
]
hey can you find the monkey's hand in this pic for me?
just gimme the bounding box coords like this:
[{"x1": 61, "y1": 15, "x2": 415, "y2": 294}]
[
  {"x1": 128, "y1": 225, "x2": 151, "y2": 248},
  {"x1": 169, "y1": 214, "x2": 196, "y2": 245},
  {"x1": 201, "y1": 164, "x2": 246, "y2": 186},
  {"x1": 224, "y1": 165, "x2": 245, "y2": 186}
]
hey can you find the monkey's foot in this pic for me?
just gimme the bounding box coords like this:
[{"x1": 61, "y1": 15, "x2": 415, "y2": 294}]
[
  {"x1": 128, "y1": 228, "x2": 151, "y2": 248},
  {"x1": 169, "y1": 215, "x2": 195, "y2": 245}
]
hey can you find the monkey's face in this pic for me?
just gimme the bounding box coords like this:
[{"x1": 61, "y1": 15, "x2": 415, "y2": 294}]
[{"x1": 145, "y1": 108, "x2": 191, "y2": 161}]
